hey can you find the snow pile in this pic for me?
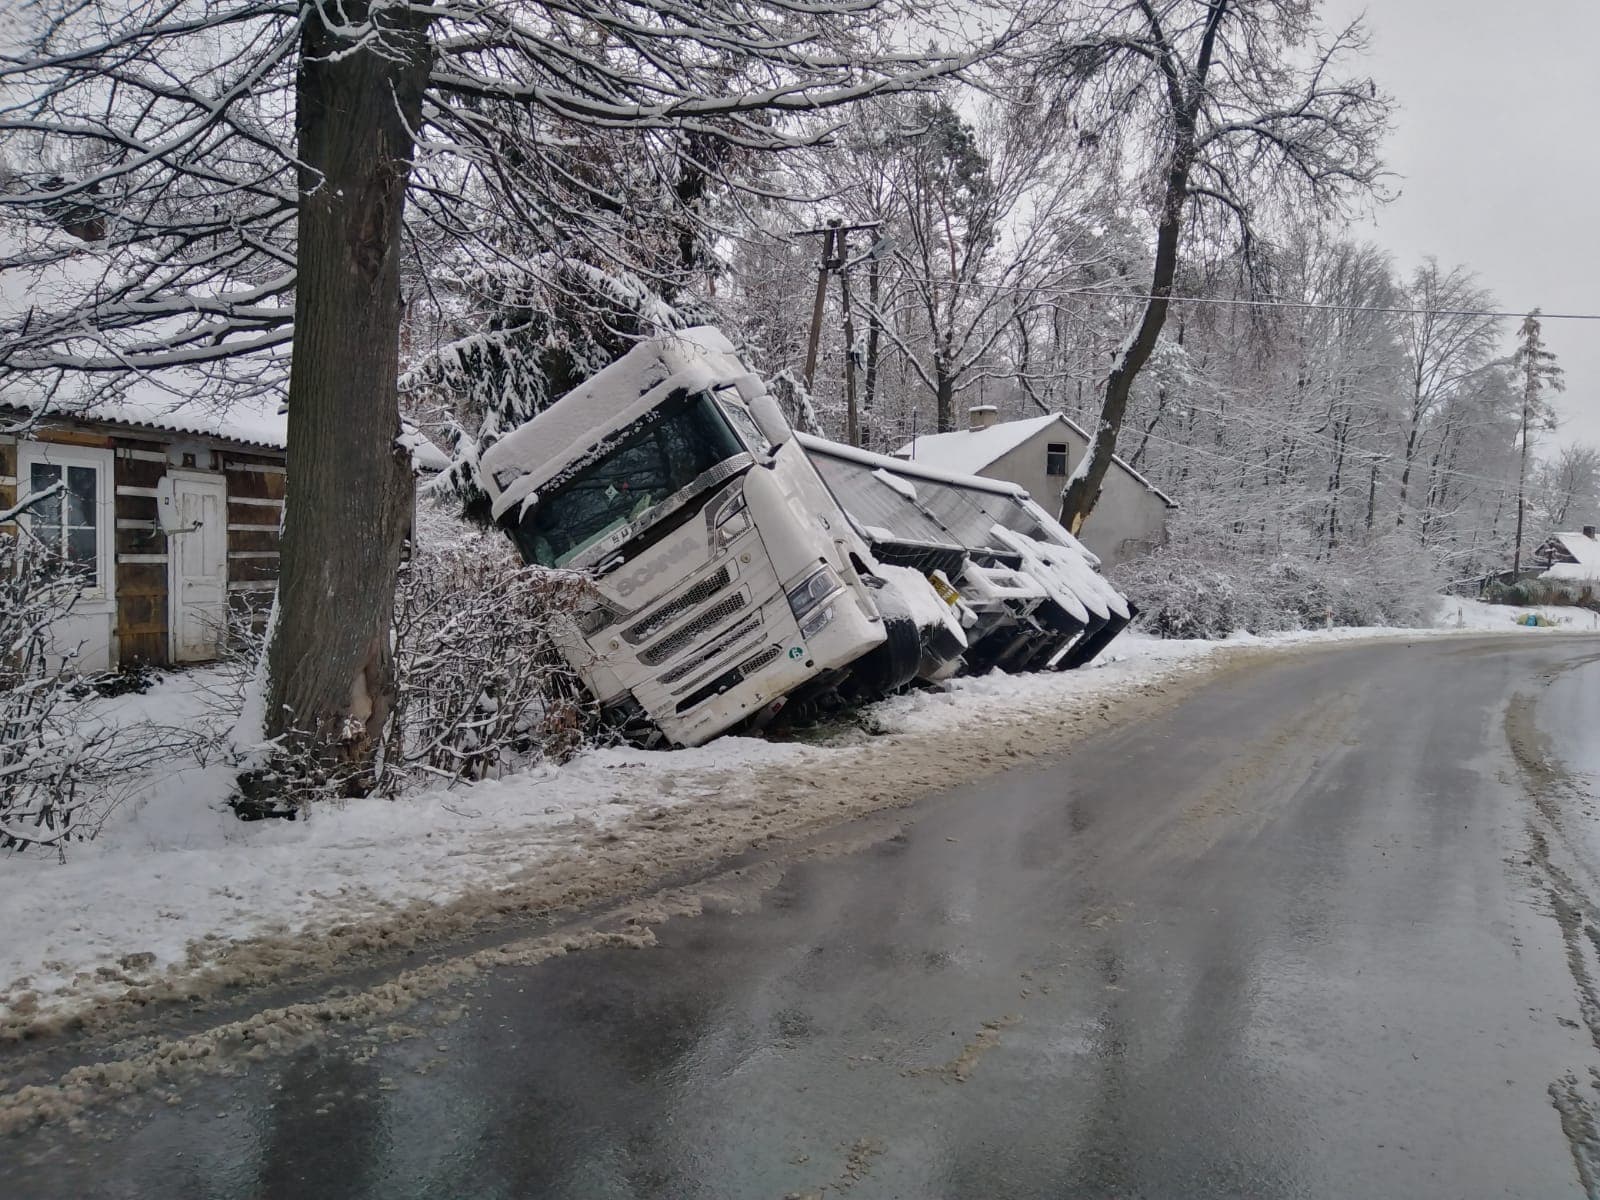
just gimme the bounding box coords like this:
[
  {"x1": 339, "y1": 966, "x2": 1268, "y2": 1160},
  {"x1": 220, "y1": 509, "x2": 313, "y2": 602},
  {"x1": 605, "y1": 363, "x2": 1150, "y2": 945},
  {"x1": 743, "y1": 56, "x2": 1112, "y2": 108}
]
[
  {"x1": 1439, "y1": 597, "x2": 1600, "y2": 632},
  {"x1": 871, "y1": 467, "x2": 919, "y2": 501}
]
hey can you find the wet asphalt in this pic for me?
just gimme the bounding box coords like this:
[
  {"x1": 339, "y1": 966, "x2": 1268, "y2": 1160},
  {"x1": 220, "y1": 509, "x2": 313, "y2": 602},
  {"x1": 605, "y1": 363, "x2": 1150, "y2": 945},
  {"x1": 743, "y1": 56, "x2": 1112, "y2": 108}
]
[{"x1": 6, "y1": 635, "x2": 1600, "y2": 1199}]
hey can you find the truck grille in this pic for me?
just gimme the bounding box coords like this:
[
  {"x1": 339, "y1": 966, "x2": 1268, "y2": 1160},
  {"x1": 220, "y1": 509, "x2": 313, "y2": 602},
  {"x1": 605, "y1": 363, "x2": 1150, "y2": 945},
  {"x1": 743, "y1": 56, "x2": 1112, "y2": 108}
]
[
  {"x1": 638, "y1": 592, "x2": 746, "y2": 666},
  {"x1": 623, "y1": 566, "x2": 733, "y2": 645},
  {"x1": 661, "y1": 614, "x2": 763, "y2": 685},
  {"x1": 739, "y1": 645, "x2": 782, "y2": 676}
]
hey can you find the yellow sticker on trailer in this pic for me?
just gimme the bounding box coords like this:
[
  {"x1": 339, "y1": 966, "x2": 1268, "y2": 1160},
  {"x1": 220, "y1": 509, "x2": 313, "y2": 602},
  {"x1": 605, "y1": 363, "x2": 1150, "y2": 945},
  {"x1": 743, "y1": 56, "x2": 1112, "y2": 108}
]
[{"x1": 929, "y1": 573, "x2": 961, "y2": 606}]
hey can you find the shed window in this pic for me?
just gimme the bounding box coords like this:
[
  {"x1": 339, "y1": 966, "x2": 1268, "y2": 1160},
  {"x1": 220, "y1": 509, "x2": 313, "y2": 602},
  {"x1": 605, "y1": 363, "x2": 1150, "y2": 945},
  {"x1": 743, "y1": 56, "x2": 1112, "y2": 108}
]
[
  {"x1": 28, "y1": 461, "x2": 101, "y2": 587},
  {"x1": 1045, "y1": 442, "x2": 1069, "y2": 476}
]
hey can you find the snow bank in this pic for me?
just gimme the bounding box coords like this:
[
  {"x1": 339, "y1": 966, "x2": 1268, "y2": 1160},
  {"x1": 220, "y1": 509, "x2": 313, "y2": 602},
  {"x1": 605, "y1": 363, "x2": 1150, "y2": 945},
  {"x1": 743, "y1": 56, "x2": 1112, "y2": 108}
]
[{"x1": 1437, "y1": 597, "x2": 1600, "y2": 632}]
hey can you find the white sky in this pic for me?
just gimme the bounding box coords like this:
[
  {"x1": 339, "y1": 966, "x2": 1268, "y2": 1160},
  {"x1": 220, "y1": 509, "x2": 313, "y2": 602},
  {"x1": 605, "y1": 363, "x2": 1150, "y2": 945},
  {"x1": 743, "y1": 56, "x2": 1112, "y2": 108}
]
[{"x1": 1323, "y1": 0, "x2": 1600, "y2": 451}]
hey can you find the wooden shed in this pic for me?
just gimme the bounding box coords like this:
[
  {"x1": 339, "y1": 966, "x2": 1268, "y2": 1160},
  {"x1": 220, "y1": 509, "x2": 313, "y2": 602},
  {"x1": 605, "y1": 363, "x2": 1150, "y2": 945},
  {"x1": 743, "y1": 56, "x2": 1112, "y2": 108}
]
[{"x1": 0, "y1": 398, "x2": 286, "y2": 673}]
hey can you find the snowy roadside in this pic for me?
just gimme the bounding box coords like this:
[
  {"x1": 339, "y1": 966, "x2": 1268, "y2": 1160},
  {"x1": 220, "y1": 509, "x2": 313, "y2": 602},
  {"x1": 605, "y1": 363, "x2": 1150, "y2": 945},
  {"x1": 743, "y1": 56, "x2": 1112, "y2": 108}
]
[{"x1": 0, "y1": 604, "x2": 1588, "y2": 1037}]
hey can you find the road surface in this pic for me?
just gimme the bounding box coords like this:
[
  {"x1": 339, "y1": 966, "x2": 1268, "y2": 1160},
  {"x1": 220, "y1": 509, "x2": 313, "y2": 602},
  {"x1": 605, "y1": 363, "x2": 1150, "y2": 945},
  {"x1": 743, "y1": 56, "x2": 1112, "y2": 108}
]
[{"x1": 5, "y1": 635, "x2": 1600, "y2": 1198}]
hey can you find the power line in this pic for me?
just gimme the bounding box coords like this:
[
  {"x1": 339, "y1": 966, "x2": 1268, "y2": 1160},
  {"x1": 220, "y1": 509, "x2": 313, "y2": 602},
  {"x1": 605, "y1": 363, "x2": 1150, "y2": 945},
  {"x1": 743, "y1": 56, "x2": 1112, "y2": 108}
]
[
  {"x1": 1057, "y1": 288, "x2": 1600, "y2": 322},
  {"x1": 855, "y1": 270, "x2": 1600, "y2": 320}
]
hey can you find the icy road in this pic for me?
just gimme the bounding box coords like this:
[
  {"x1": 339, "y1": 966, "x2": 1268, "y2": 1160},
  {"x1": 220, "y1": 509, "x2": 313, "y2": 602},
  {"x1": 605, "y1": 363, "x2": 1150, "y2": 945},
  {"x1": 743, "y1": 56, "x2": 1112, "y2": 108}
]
[{"x1": 6, "y1": 635, "x2": 1600, "y2": 1198}]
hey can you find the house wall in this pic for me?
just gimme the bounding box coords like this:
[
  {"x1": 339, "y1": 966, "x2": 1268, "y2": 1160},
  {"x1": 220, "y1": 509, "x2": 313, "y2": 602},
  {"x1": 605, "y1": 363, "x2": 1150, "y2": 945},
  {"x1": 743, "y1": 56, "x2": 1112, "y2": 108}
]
[
  {"x1": 221, "y1": 451, "x2": 284, "y2": 638},
  {"x1": 983, "y1": 425, "x2": 1171, "y2": 568},
  {"x1": 1, "y1": 424, "x2": 282, "y2": 671},
  {"x1": 0, "y1": 439, "x2": 15, "y2": 522}
]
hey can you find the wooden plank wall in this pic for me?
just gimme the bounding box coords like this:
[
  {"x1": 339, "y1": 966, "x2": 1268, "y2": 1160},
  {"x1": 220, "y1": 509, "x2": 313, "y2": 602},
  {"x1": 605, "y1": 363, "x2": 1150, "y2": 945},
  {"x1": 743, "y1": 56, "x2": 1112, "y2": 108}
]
[
  {"x1": 222, "y1": 451, "x2": 284, "y2": 635},
  {"x1": 113, "y1": 437, "x2": 174, "y2": 666},
  {"x1": 0, "y1": 437, "x2": 16, "y2": 533}
]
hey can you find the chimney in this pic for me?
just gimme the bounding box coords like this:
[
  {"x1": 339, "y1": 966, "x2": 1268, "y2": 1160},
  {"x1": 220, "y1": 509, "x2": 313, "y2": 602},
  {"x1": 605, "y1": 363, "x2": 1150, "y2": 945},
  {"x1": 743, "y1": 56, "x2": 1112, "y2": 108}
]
[
  {"x1": 1585, "y1": 525, "x2": 1597, "y2": 540},
  {"x1": 968, "y1": 404, "x2": 999, "y2": 432}
]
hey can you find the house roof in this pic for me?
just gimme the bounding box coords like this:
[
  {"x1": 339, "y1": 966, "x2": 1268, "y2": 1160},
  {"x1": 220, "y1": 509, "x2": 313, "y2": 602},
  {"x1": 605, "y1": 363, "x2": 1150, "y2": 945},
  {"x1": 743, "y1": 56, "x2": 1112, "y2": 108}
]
[
  {"x1": 898, "y1": 413, "x2": 1177, "y2": 508},
  {"x1": 2, "y1": 379, "x2": 289, "y2": 450},
  {"x1": 1540, "y1": 530, "x2": 1600, "y2": 581},
  {"x1": 1, "y1": 230, "x2": 291, "y2": 450}
]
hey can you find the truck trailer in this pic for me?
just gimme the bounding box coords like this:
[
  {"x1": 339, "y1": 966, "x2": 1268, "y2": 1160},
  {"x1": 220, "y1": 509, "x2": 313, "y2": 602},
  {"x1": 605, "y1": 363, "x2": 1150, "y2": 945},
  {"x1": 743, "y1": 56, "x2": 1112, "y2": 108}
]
[{"x1": 478, "y1": 328, "x2": 1133, "y2": 747}]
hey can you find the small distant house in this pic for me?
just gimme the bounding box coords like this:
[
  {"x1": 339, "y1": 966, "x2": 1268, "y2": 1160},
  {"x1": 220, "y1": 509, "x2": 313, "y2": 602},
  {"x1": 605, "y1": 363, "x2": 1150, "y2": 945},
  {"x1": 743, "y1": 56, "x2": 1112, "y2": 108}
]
[
  {"x1": 899, "y1": 408, "x2": 1177, "y2": 568},
  {"x1": 1535, "y1": 526, "x2": 1600, "y2": 586},
  {"x1": 0, "y1": 393, "x2": 287, "y2": 673}
]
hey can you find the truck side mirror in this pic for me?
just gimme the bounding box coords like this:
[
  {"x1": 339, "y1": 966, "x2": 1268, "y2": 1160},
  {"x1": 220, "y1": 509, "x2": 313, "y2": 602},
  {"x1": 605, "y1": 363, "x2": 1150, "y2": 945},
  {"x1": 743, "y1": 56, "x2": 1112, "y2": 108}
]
[{"x1": 749, "y1": 392, "x2": 792, "y2": 450}]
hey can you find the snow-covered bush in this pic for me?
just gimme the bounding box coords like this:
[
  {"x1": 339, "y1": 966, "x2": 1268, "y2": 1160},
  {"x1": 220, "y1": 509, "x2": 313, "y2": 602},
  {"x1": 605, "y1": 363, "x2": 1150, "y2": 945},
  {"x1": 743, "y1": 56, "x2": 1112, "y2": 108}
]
[
  {"x1": 1117, "y1": 542, "x2": 1438, "y2": 640},
  {"x1": 229, "y1": 508, "x2": 600, "y2": 810},
  {"x1": 0, "y1": 531, "x2": 110, "y2": 852},
  {"x1": 1486, "y1": 577, "x2": 1596, "y2": 610},
  {"x1": 385, "y1": 531, "x2": 598, "y2": 783}
]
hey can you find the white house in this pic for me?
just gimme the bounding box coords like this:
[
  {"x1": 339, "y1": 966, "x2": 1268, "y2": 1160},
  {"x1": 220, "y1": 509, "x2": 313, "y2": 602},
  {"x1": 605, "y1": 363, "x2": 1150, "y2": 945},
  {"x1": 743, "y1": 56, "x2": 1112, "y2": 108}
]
[
  {"x1": 2, "y1": 382, "x2": 448, "y2": 675},
  {"x1": 1, "y1": 389, "x2": 289, "y2": 673},
  {"x1": 899, "y1": 408, "x2": 1177, "y2": 568},
  {"x1": 1535, "y1": 526, "x2": 1600, "y2": 587}
]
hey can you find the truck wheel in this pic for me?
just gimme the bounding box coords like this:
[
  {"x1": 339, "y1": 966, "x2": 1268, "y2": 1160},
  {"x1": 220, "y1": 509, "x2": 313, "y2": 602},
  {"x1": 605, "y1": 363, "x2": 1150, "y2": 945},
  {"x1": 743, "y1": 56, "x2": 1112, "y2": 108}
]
[{"x1": 846, "y1": 613, "x2": 923, "y2": 700}]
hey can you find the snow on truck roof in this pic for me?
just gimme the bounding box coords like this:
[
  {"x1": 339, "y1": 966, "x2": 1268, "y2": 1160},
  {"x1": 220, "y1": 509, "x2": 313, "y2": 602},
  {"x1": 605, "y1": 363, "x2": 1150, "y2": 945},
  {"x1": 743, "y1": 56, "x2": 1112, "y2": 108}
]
[
  {"x1": 478, "y1": 327, "x2": 745, "y2": 521},
  {"x1": 899, "y1": 412, "x2": 1177, "y2": 508}
]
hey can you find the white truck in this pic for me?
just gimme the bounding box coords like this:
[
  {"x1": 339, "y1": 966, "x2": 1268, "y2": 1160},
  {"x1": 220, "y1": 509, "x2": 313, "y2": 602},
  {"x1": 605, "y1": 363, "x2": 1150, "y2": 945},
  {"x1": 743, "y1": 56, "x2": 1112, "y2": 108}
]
[{"x1": 479, "y1": 328, "x2": 1132, "y2": 747}]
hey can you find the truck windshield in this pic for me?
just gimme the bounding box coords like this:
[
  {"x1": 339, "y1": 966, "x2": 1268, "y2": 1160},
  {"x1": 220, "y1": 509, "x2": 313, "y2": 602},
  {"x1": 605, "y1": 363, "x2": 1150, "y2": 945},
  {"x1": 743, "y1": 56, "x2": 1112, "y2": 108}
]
[{"x1": 510, "y1": 389, "x2": 745, "y2": 569}]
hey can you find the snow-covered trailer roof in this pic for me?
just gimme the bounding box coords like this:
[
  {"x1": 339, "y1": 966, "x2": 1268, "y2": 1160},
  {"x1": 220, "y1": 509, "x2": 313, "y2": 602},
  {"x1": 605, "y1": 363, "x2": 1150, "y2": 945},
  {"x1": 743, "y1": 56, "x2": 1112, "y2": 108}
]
[
  {"x1": 478, "y1": 327, "x2": 750, "y2": 521},
  {"x1": 799, "y1": 433, "x2": 1129, "y2": 623},
  {"x1": 797, "y1": 433, "x2": 1030, "y2": 556}
]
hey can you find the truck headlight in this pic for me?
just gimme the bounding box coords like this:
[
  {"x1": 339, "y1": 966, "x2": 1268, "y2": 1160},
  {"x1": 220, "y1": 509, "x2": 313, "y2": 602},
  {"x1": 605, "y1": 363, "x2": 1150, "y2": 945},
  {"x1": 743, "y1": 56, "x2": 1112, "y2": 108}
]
[
  {"x1": 799, "y1": 604, "x2": 835, "y2": 639},
  {"x1": 787, "y1": 565, "x2": 842, "y2": 621}
]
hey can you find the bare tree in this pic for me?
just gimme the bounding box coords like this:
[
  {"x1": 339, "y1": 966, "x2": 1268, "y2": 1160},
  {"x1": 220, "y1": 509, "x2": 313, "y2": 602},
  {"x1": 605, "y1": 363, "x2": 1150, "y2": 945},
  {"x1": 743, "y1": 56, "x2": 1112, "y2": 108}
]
[
  {"x1": 1, "y1": 0, "x2": 982, "y2": 788},
  {"x1": 862, "y1": 95, "x2": 1091, "y2": 433},
  {"x1": 1393, "y1": 260, "x2": 1500, "y2": 527},
  {"x1": 1039, "y1": 0, "x2": 1392, "y2": 532},
  {"x1": 1533, "y1": 444, "x2": 1600, "y2": 531}
]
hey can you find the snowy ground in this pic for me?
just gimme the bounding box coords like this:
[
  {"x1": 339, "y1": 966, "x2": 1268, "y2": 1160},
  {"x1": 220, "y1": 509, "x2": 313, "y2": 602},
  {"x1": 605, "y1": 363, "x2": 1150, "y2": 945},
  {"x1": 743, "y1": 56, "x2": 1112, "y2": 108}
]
[{"x1": 0, "y1": 600, "x2": 1591, "y2": 1038}]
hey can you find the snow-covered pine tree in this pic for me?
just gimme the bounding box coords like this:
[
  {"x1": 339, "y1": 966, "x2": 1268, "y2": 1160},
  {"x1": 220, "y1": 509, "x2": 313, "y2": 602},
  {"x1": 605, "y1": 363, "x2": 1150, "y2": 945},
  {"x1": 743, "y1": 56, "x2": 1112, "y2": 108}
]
[{"x1": 1510, "y1": 310, "x2": 1565, "y2": 575}]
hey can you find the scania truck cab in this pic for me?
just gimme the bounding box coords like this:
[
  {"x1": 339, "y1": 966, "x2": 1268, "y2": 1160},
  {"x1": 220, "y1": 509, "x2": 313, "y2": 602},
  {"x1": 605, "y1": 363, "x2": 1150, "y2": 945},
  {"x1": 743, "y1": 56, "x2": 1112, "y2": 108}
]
[{"x1": 479, "y1": 328, "x2": 901, "y2": 747}]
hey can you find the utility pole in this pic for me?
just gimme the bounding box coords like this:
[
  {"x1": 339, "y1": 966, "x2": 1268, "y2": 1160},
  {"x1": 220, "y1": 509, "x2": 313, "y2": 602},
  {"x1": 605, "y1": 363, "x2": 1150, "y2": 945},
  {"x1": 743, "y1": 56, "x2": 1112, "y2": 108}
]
[
  {"x1": 790, "y1": 218, "x2": 881, "y2": 444},
  {"x1": 837, "y1": 225, "x2": 860, "y2": 447},
  {"x1": 800, "y1": 224, "x2": 836, "y2": 392},
  {"x1": 864, "y1": 254, "x2": 881, "y2": 429}
]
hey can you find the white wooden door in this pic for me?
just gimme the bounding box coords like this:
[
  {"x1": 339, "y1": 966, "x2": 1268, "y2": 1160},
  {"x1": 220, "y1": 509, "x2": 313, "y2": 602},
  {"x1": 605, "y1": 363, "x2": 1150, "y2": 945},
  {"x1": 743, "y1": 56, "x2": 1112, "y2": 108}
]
[{"x1": 168, "y1": 473, "x2": 228, "y2": 662}]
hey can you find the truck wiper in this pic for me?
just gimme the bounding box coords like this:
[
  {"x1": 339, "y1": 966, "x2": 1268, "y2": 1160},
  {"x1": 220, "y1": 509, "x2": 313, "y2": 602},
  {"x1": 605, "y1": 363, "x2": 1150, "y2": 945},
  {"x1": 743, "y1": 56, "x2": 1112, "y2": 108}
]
[{"x1": 596, "y1": 551, "x2": 627, "y2": 577}]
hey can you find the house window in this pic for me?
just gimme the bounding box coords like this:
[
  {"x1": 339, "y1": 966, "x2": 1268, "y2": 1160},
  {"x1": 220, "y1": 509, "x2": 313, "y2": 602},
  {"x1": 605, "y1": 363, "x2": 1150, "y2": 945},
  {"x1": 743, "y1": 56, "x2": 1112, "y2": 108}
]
[
  {"x1": 18, "y1": 443, "x2": 114, "y2": 603},
  {"x1": 1046, "y1": 442, "x2": 1069, "y2": 476},
  {"x1": 28, "y1": 461, "x2": 102, "y2": 588}
]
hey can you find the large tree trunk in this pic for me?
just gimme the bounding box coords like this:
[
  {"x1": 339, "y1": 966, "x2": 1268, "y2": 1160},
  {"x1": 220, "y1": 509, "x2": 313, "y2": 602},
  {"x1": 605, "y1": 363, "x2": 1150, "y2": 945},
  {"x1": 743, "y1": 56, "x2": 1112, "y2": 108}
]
[
  {"x1": 263, "y1": 2, "x2": 432, "y2": 785},
  {"x1": 934, "y1": 364, "x2": 956, "y2": 432},
  {"x1": 1058, "y1": 171, "x2": 1185, "y2": 532}
]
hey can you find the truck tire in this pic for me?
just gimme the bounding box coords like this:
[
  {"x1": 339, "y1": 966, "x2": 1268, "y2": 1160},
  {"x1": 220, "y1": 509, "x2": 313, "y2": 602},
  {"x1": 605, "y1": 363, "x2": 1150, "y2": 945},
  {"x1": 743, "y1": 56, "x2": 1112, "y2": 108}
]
[{"x1": 845, "y1": 612, "x2": 923, "y2": 701}]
